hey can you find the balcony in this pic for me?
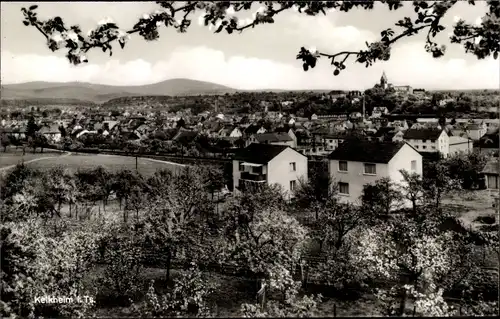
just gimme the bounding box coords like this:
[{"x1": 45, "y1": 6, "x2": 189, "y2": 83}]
[{"x1": 240, "y1": 171, "x2": 267, "y2": 182}]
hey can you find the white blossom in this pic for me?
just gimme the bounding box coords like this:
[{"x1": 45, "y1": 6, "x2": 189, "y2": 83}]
[
  {"x1": 50, "y1": 32, "x2": 64, "y2": 44},
  {"x1": 198, "y1": 13, "x2": 205, "y2": 26},
  {"x1": 143, "y1": 13, "x2": 150, "y2": 19},
  {"x1": 156, "y1": 20, "x2": 163, "y2": 27},
  {"x1": 474, "y1": 16, "x2": 482, "y2": 26},
  {"x1": 225, "y1": 5, "x2": 235, "y2": 15},
  {"x1": 66, "y1": 30, "x2": 78, "y2": 42},
  {"x1": 292, "y1": 4, "x2": 299, "y2": 12},
  {"x1": 308, "y1": 46, "x2": 317, "y2": 54},
  {"x1": 475, "y1": 36, "x2": 482, "y2": 44},
  {"x1": 453, "y1": 15, "x2": 461, "y2": 23}
]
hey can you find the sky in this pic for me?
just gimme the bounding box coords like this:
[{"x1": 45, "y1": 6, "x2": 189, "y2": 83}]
[{"x1": 1, "y1": 1, "x2": 499, "y2": 90}]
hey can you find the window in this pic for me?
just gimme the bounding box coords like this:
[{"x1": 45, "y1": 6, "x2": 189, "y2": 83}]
[
  {"x1": 239, "y1": 161, "x2": 245, "y2": 172},
  {"x1": 252, "y1": 166, "x2": 262, "y2": 174},
  {"x1": 422, "y1": 139, "x2": 427, "y2": 143},
  {"x1": 338, "y1": 161, "x2": 348, "y2": 172},
  {"x1": 290, "y1": 180, "x2": 296, "y2": 191},
  {"x1": 415, "y1": 145, "x2": 419, "y2": 149},
  {"x1": 431, "y1": 139, "x2": 436, "y2": 143},
  {"x1": 364, "y1": 163, "x2": 376, "y2": 175},
  {"x1": 338, "y1": 182, "x2": 349, "y2": 195},
  {"x1": 290, "y1": 162, "x2": 296, "y2": 171},
  {"x1": 432, "y1": 146, "x2": 436, "y2": 149},
  {"x1": 411, "y1": 160, "x2": 417, "y2": 171},
  {"x1": 422, "y1": 145, "x2": 427, "y2": 149}
]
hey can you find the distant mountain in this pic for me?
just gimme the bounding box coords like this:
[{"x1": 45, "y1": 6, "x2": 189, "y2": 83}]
[{"x1": 0, "y1": 78, "x2": 239, "y2": 103}]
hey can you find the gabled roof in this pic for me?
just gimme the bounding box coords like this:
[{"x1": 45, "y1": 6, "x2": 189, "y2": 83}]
[
  {"x1": 328, "y1": 140, "x2": 408, "y2": 164},
  {"x1": 244, "y1": 124, "x2": 263, "y2": 135},
  {"x1": 403, "y1": 128, "x2": 445, "y2": 140},
  {"x1": 233, "y1": 143, "x2": 290, "y2": 164},
  {"x1": 172, "y1": 129, "x2": 198, "y2": 144},
  {"x1": 254, "y1": 132, "x2": 293, "y2": 143},
  {"x1": 482, "y1": 159, "x2": 499, "y2": 175}
]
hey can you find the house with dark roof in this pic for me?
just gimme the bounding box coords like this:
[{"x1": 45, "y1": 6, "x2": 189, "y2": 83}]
[
  {"x1": 403, "y1": 128, "x2": 450, "y2": 158},
  {"x1": 249, "y1": 132, "x2": 296, "y2": 148},
  {"x1": 39, "y1": 124, "x2": 62, "y2": 143},
  {"x1": 328, "y1": 140, "x2": 422, "y2": 206},
  {"x1": 481, "y1": 158, "x2": 499, "y2": 190},
  {"x1": 274, "y1": 126, "x2": 297, "y2": 147},
  {"x1": 232, "y1": 143, "x2": 307, "y2": 199},
  {"x1": 172, "y1": 129, "x2": 198, "y2": 145}
]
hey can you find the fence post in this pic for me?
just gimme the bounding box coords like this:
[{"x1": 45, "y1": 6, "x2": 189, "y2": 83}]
[
  {"x1": 333, "y1": 303, "x2": 337, "y2": 317},
  {"x1": 412, "y1": 305, "x2": 416, "y2": 317}
]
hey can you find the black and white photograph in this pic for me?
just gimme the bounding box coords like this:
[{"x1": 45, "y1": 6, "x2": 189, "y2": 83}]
[{"x1": 1, "y1": 0, "x2": 499, "y2": 317}]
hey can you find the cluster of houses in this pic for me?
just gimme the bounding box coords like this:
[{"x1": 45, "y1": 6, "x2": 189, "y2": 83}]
[{"x1": 1, "y1": 99, "x2": 499, "y2": 204}]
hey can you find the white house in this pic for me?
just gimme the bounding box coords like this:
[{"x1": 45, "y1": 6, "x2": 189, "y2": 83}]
[
  {"x1": 451, "y1": 123, "x2": 487, "y2": 141},
  {"x1": 403, "y1": 128, "x2": 450, "y2": 158},
  {"x1": 232, "y1": 143, "x2": 308, "y2": 199},
  {"x1": 322, "y1": 134, "x2": 346, "y2": 151},
  {"x1": 328, "y1": 140, "x2": 423, "y2": 206},
  {"x1": 39, "y1": 125, "x2": 62, "y2": 143},
  {"x1": 371, "y1": 107, "x2": 389, "y2": 118}
]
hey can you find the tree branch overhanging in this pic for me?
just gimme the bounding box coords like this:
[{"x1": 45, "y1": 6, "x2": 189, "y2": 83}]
[{"x1": 20, "y1": 0, "x2": 499, "y2": 71}]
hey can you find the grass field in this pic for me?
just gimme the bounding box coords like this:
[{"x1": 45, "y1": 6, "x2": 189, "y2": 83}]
[
  {"x1": 0, "y1": 150, "x2": 64, "y2": 169},
  {"x1": 3, "y1": 153, "x2": 186, "y2": 176}
]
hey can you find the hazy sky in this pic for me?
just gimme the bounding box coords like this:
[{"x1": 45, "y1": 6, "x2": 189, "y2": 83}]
[{"x1": 1, "y1": 1, "x2": 499, "y2": 90}]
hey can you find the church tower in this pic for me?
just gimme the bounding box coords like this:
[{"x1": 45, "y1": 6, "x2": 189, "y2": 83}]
[{"x1": 380, "y1": 71, "x2": 388, "y2": 89}]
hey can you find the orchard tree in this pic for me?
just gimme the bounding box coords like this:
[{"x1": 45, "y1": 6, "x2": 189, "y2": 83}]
[
  {"x1": 294, "y1": 164, "x2": 336, "y2": 220},
  {"x1": 361, "y1": 177, "x2": 404, "y2": 217},
  {"x1": 221, "y1": 201, "x2": 307, "y2": 296},
  {"x1": 20, "y1": 1, "x2": 500, "y2": 73},
  {"x1": 131, "y1": 264, "x2": 218, "y2": 317}
]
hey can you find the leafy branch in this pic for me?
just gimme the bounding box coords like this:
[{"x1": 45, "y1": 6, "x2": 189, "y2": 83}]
[{"x1": 21, "y1": 0, "x2": 499, "y2": 73}]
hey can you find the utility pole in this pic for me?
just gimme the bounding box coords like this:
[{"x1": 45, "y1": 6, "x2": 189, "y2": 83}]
[{"x1": 362, "y1": 93, "x2": 366, "y2": 122}]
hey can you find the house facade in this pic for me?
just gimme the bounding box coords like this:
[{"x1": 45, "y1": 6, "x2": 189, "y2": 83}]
[
  {"x1": 232, "y1": 143, "x2": 308, "y2": 199},
  {"x1": 403, "y1": 128, "x2": 450, "y2": 158},
  {"x1": 328, "y1": 141, "x2": 423, "y2": 206},
  {"x1": 482, "y1": 158, "x2": 499, "y2": 190}
]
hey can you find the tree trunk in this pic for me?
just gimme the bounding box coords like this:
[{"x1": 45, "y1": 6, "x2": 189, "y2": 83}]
[
  {"x1": 69, "y1": 203, "x2": 72, "y2": 218},
  {"x1": 398, "y1": 286, "x2": 408, "y2": 316}
]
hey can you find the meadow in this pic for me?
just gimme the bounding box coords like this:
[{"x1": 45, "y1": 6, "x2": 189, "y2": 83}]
[{"x1": 0, "y1": 150, "x2": 185, "y2": 176}]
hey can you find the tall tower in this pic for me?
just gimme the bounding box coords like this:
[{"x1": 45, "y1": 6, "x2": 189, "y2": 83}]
[{"x1": 380, "y1": 71, "x2": 388, "y2": 89}]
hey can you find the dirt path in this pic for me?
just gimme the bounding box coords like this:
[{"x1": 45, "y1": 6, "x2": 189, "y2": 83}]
[
  {"x1": 142, "y1": 157, "x2": 186, "y2": 167},
  {"x1": 0, "y1": 151, "x2": 72, "y2": 172},
  {"x1": 85, "y1": 152, "x2": 187, "y2": 167}
]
